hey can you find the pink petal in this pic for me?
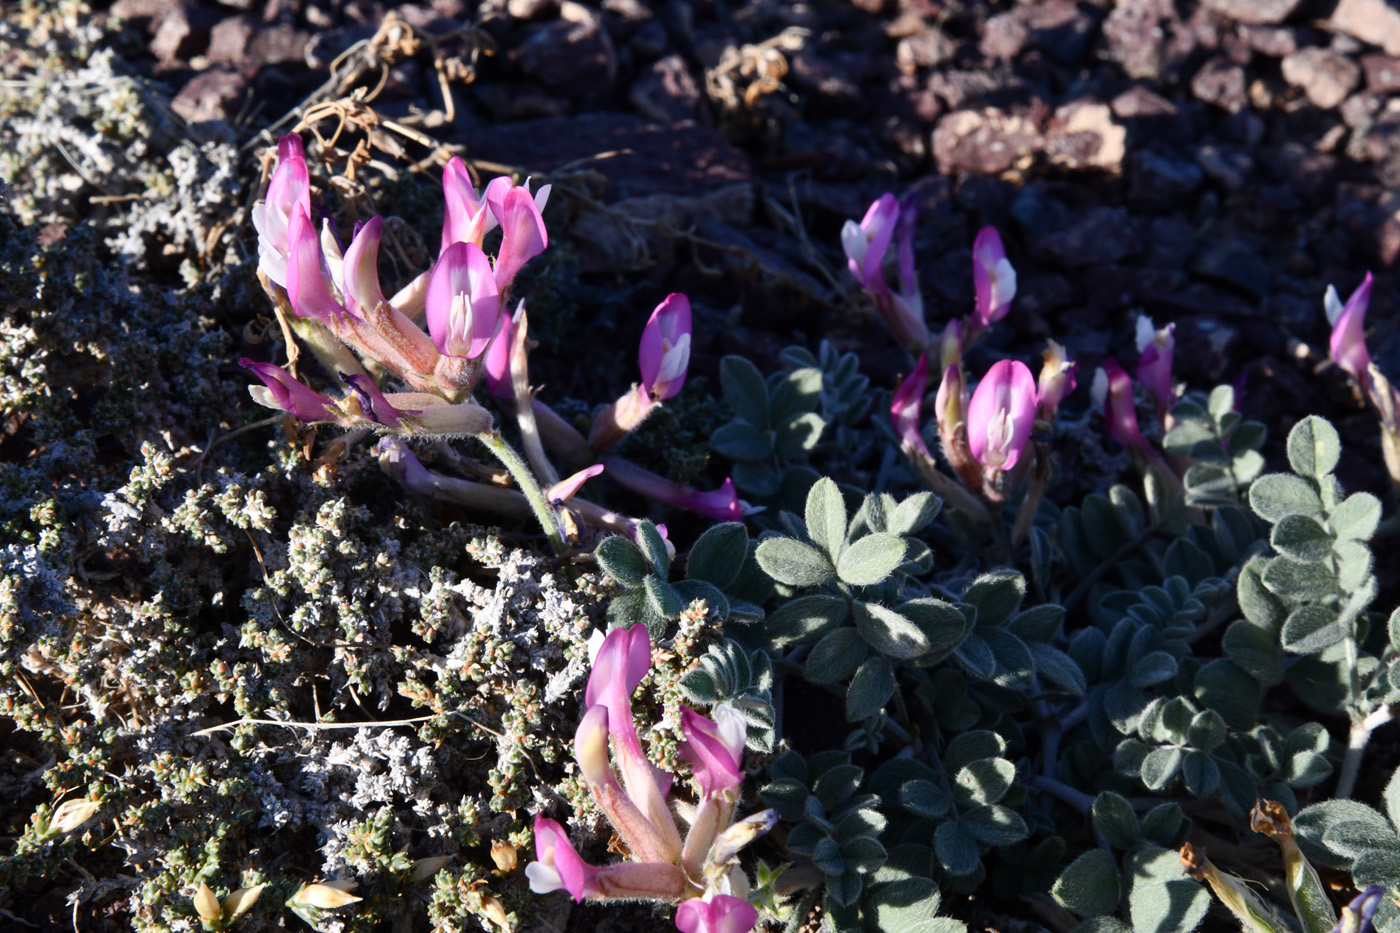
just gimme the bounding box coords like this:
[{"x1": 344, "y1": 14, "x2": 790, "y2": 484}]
[
  {"x1": 425, "y1": 241, "x2": 501, "y2": 358},
  {"x1": 966, "y1": 359, "x2": 1037, "y2": 470},
  {"x1": 239, "y1": 358, "x2": 334, "y2": 422},
  {"x1": 1329, "y1": 272, "x2": 1373, "y2": 385},
  {"x1": 285, "y1": 207, "x2": 345, "y2": 325},
  {"x1": 638, "y1": 294, "x2": 693, "y2": 400},
  {"x1": 493, "y1": 186, "x2": 548, "y2": 292},
  {"x1": 341, "y1": 216, "x2": 387, "y2": 319},
  {"x1": 891, "y1": 353, "x2": 930, "y2": 457}
]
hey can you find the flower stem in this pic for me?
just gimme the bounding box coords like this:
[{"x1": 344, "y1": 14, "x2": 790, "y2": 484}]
[
  {"x1": 1336, "y1": 704, "x2": 1397, "y2": 799},
  {"x1": 474, "y1": 430, "x2": 566, "y2": 555}
]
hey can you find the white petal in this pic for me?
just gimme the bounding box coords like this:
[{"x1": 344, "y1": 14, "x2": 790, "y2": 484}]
[
  {"x1": 525, "y1": 862, "x2": 564, "y2": 895},
  {"x1": 1324, "y1": 284, "x2": 1344, "y2": 326},
  {"x1": 1135, "y1": 314, "x2": 1157, "y2": 352},
  {"x1": 1090, "y1": 368, "x2": 1109, "y2": 408},
  {"x1": 840, "y1": 220, "x2": 866, "y2": 264}
]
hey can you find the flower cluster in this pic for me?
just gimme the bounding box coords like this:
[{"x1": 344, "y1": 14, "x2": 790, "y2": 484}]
[
  {"x1": 527, "y1": 625, "x2": 775, "y2": 932},
  {"x1": 841, "y1": 192, "x2": 1017, "y2": 352}
]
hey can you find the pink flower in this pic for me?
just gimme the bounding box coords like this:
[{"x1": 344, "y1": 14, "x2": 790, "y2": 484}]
[
  {"x1": 1096, "y1": 357, "x2": 1150, "y2": 458},
  {"x1": 441, "y1": 158, "x2": 501, "y2": 252},
  {"x1": 891, "y1": 353, "x2": 931, "y2": 458},
  {"x1": 341, "y1": 217, "x2": 388, "y2": 319},
  {"x1": 547, "y1": 464, "x2": 604, "y2": 505},
  {"x1": 935, "y1": 363, "x2": 966, "y2": 435},
  {"x1": 239, "y1": 358, "x2": 335, "y2": 422},
  {"x1": 1036, "y1": 339, "x2": 1078, "y2": 422},
  {"x1": 493, "y1": 185, "x2": 549, "y2": 294},
  {"x1": 251, "y1": 134, "x2": 311, "y2": 288},
  {"x1": 340, "y1": 372, "x2": 418, "y2": 427},
  {"x1": 971, "y1": 227, "x2": 1016, "y2": 331},
  {"x1": 640, "y1": 294, "x2": 693, "y2": 401},
  {"x1": 425, "y1": 241, "x2": 501, "y2": 359},
  {"x1": 285, "y1": 206, "x2": 346, "y2": 325},
  {"x1": 483, "y1": 304, "x2": 520, "y2": 399},
  {"x1": 604, "y1": 460, "x2": 754, "y2": 522},
  {"x1": 486, "y1": 176, "x2": 551, "y2": 229},
  {"x1": 1328, "y1": 272, "x2": 1373, "y2": 387},
  {"x1": 966, "y1": 360, "x2": 1038, "y2": 470},
  {"x1": 841, "y1": 194, "x2": 899, "y2": 292},
  {"x1": 1135, "y1": 317, "x2": 1175, "y2": 421},
  {"x1": 675, "y1": 895, "x2": 759, "y2": 933},
  {"x1": 894, "y1": 191, "x2": 922, "y2": 318},
  {"x1": 526, "y1": 816, "x2": 600, "y2": 902},
  {"x1": 679, "y1": 706, "x2": 745, "y2": 799}
]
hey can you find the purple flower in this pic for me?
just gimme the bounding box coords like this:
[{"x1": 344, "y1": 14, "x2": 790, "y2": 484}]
[
  {"x1": 640, "y1": 294, "x2": 692, "y2": 401},
  {"x1": 340, "y1": 372, "x2": 418, "y2": 426},
  {"x1": 971, "y1": 226, "x2": 1016, "y2": 331},
  {"x1": 483, "y1": 303, "x2": 521, "y2": 400},
  {"x1": 1328, "y1": 272, "x2": 1373, "y2": 387},
  {"x1": 675, "y1": 895, "x2": 759, "y2": 933},
  {"x1": 678, "y1": 706, "x2": 745, "y2": 800},
  {"x1": 894, "y1": 191, "x2": 921, "y2": 310},
  {"x1": 285, "y1": 206, "x2": 346, "y2": 326},
  {"x1": 526, "y1": 816, "x2": 600, "y2": 902},
  {"x1": 1329, "y1": 885, "x2": 1384, "y2": 933},
  {"x1": 604, "y1": 459, "x2": 754, "y2": 522},
  {"x1": 426, "y1": 241, "x2": 501, "y2": 359},
  {"x1": 1135, "y1": 317, "x2": 1175, "y2": 421},
  {"x1": 493, "y1": 185, "x2": 549, "y2": 294},
  {"x1": 841, "y1": 194, "x2": 899, "y2": 292},
  {"x1": 966, "y1": 360, "x2": 1037, "y2": 470},
  {"x1": 891, "y1": 353, "x2": 931, "y2": 458},
  {"x1": 486, "y1": 175, "x2": 550, "y2": 229},
  {"x1": 252, "y1": 134, "x2": 311, "y2": 288},
  {"x1": 239, "y1": 358, "x2": 335, "y2": 422},
  {"x1": 1036, "y1": 339, "x2": 1078, "y2": 422},
  {"x1": 1096, "y1": 358, "x2": 1152, "y2": 460}
]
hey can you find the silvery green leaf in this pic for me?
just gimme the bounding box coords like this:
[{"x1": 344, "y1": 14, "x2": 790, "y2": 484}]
[
  {"x1": 1008, "y1": 604, "x2": 1066, "y2": 642},
  {"x1": 889, "y1": 491, "x2": 942, "y2": 536},
  {"x1": 1285, "y1": 753, "x2": 1332, "y2": 788},
  {"x1": 1183, "y1": 463, "x2": 1235, "y2": 505},
  {"x1": 1271, "y1": 514, "x2": 1333, "y2": 562},
  {"x1": 770, "y1": 367, "x2": 823, "y2": 426},
  {"x1": 1231, "y1": 449, "x2": 1265, "y2": 485},
  {"x1": 1382, "y1": 767, "x2": 1400, "y2": 831},
  {"x1": 759, "y1": 778, "x2": 809, "y2": 821},
  {"x1": 644, "y1": 575, "x2": 683, "y2": 619},
  {"x1": 686, "y1": 522, "x2": 748, "y2": 588},
  {"x1": 1187, "y1": 710, "x2": 1226, "y2": 751},
  {"x1": 1053, "y1": 849, "x2": 1121, "y2": 918},
  {"x1": 1208, "y1": 384, "x2": 1235, "y2": 418},
  {"x1": 1126, "y1": 846, "x2": 1210, "y2": 933},
  {"x1": 954, "y1": 632, "x2": 997, "y2": 680},
  {"x1": 1283, "y1": 722, "x2": 1329, "y2": 757},
  {"x1": 1231, "y1": 419, "x2": 1267, "y2": 451},
  {"x1": 1261, "y1": 556, "x2": 1334, "y2": 601},
  {"x1": 606, "y1": 588, "x2": 652, "y2": 630},
  {"x1": 1140, "y1": 803, "x2": 1188, "y2": 849},
  {"x1": 1280, "y1": 605, "x2": 1344, "y2": 654},
  {"x1": 901, "y1": 779, "x2": 950, "y2": 819},
  {"x1": 963, "y1": 570, "x2": 1026, "y2": 628},
  {"x1": 1070, "y1": 628, "x2": 1107, "y2": 682},
  {"x1": 901, "y1": 598, "x2": 970, "y2": 661},
  {"x1": 595, "y1": 535, "x2": 648, "y2": 586},
  {"x1": 769, "y1": 749, "x2": 808, "y2": 783},
  {"x1": 805, "y1": 629, "x2": 870, "y2": 684},
  {"x1": 1320, "y1": 820, "x2": 1400, "y2": 860},
  {"x1": 1332, "y1": 492, "x2": 1382, "y2": 541},
  {"x1": 837, "y1": 534, "x2": 907, "y2": 587},
  {"x1": 961, "y1": 805, "x2": 1028, "y2": 846},
  {"x1": 1250, "y1": 474, "x2": 1324, "y2": 523},
  {"x1": 854, "y1": 601, "x2": 931, "y2": 659},
  {"x1": 1181, "y1": 750, "x2": 1220, "y2": 796},
  {"x1": 1129, "y1": 651, "x2": 1179, "y2": 689},
  {"x1": 1287, "y1": 416, "x2": 1341, "y2": 479},
  {"x1": 804, "y1": 476, "x2": 847, "y2": 563},
  {"x1": 850, "y1": 491, "x2": 888, "y2": 537},
  {"x1": 983, "y1": 628, "x2": 1035, "y2": 690},
  {"x1": 1113, "y1": 738, "x2": 1152, "y2": 777},
  {"x1": 1223, "y1": 620, "x2": 1283, "y2": 686},
  {"x1": 732, "y1": 460, "x2": 780, "y2": 496},
  {"x1": 846, "y1": 657, "x2": 895, "y2": 722},
  {"x1": 1237, "y1": 559, "x2": 1285, "y2": 631},
  {"x1": 813, "y1": 836, "x2": 845, "y2": 876},
  {"x1": 680, "y1": 669, "x2": 718, "y2": 703},
  {"x1": 1353, "y1": 849, "x2": 1400, "y2": 890},
  {"x1": 866, "y1": 878, "x2": 952, "y2": 933},
  {"x1": 1103, "y1": 682, "x2": 1150, "y2": 733},
  {"x1": 767, "y1": 594, "x2": 848, "y2": 646},
  {"x1": 871, "y1": 845, "x2": 935, "y2": 886},
  {"x1": 756, "y1": 537, "x2": 834, "y2": 587},
  {"x1": 945, "y1": 731, "x2": 1007, "y2": 774},
  {"x1": 1082, "y1": 494, "x2": 1131, "y2": 560},
  {"x1": 1070, "y1": 919, "x2": 1132, "y2": 933},
  {"x1": 1333, "y1": 539, "x2": 1373, "y2": 592},
  {"x1": 1027, "y1": 642, "x2": 1086, "y2": 696},
  {"x1": 1293, "y1": 801, "x2": 1392, "y2": 869},
  {"x1": 1165, "y1": 420, "x2": 1214, "y2": 455},
  {"x1": 1194, "y1": 659, "x2": 1260, "y2": 730},
  {"x1": 954, "y1": 758, "x2": 1016, "y2": 806},
  {"x1": 775, "y1": 412, "x2": 825, "y2": 459},
  {"x1": 843, "y1": 836, "x2": 888, "y2": 874},
  {"x1": 813, "y1": 764, "x2": 864, "y2": 812},
  {"x1": 720, "y1": 355, "x2": 770, "y2": 430},
  {"x1": 635, "y1": 521, "x2": 671, "y2": 579},
  {"x1": 1164, "y1": 539, "x2": 1215, "y2": 587},
  {"x1": 835, "y1": 805, "x2": 885, "y2": 842},
  {"x1": 710, "y1": 420, "x2": 773, "y2": 461},
  {"x1": 900, "y1": 539, "x2": 935, "y2": 575},
  {"x1": 935, "y1": 821, "x2": 981, "y2": 877},
  {"x1": 1092, "y1": 792, "x2": 1141, "y2": 849},
  {"x1": 1140, "y1": 747, "x2": 1184, "y2": 790}
]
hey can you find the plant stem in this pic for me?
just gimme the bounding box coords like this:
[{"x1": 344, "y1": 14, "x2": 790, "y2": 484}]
[
  {"x1": 1029, "y1": 775, "x2": 1094, "y2": 815},
  {"x1": 1336, "y1": 703, "x2": 1397, "y2": 799},
  {"x1": 474, "y1": 430, "x2": 566, "y2": 555}
]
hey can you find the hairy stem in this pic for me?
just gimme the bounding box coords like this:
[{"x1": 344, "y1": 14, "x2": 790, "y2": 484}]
[
  {"x1": 1336, "y1": 704, "x2": 1398, "y2": 799},
  {"x1": 474, "y1": 430, "x2": 566, "y2": 555}
]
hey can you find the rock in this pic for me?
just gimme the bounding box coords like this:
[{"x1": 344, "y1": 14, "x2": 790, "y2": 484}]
[
  {"x1": 1101, "y1": 0, "x2": 1174, "y2": 80},
  {"x1": 927, "y1": 67, "x2": 1028, "y2": 110},
  {"x1": 1239, "y1": 24, "x2": 1299, "y2": 57},
  {"x1": 1043, "y1": 101, "x2": 1126, "y2": 172},
  {"x1": 788, "y1": 51, "x2": 864, "y2": 117},
  {"x1": 1275, "y1": 142, "x2": 1339, "y2": 203},
  {"x1": 1336, "y1": 183, "x2": 1400, "y2": 265},
  {"x1": 1330, "y1": 0, "x2": 1400, "y2": 57},
  {"x1": 896, "y1": 28, "x2": 956, "y2": 73},
  {"x1": 1087, "y1": 264, "x2": 1189, "y2": 312},
  {"x1": 931, "y1": 108, "x2": 1043, "y2": 175},
  {"x1": 629, "y1": 54, "x2": 701, "y2": 124},
  {"x1": 1021, "y1": 0, "x2": 1099, "y2": 65},
  {"x1": 246, "y1": 23, "x2": 309, "y2": 67},
  {"x1": 1016, "y1": 273, "x2": 1076, "y2": 319},
  {"x1": 1203, "y1": 0, "x2": 1301, "y2": 25},
  {"x1": 980, "y1": 12, "x2": 1028, "y2": 60},
  {"x1": 1365, "y1": 109, "x2": 1400, "y2": 189},
  {"x1": 150, "y1": 2, "x2": 217, "y2": 62},
  {"x1": 1130, "y1": 148, "x2": 1204, "y2": 202},
  {"x1": 507, "y1": 0, "x2": 557, "y2": 17},
  {"x1": 473, "y1": 82, "x2": 572, "y2": 119},
  {"x1": 206, "y1": 15, "x2": 252, "y2": 63},
  {"x1": 513, "y1": 3, "x2": 615, "y2": 94},
  {"x1": 1145, "y1": 216, "x2": 1199, "y2": 268},
  {"x1": 1196, "y1": 145, "x2": 1253, "y2": 191},
  {"x1": 630, "y1": 19, "x2": 668, "y2": 59},
  {"x1": 110, "y1": 0, "x2": 177, "y2": 32},
  {"x1": 1191, "y1": 56, "x2": 1247, "y2": 112},
  {"x1": 1281, "y1": 47, "x2": 1360, "y2": 108},
  {"x1": 170, "y1": 67, "x2": 246, "y2": 123},
  {"x1": 1191, "y1": 243, "x2": 1273, "y2": 299},
  {"x1": 1341, "y1": 91, "x2": 1381, "y2": 128},
  {"x1": 1035, "y1": 207, "x2": 1142, "y2": 266},
  {"x1": 1362, "y1": 54, "x2": 1400, "y2": 93},
  {"x1": 1010, "y1": 184, "x2": 1074, "y2": 241}
]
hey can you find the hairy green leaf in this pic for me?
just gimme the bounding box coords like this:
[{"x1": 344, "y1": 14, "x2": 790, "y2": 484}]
[
  {"x1": 846, "y1": 657, "x2": 896, "y2": 722},
  {"x1": 1250, "y1": 474, "x2": 1324, "y2": 523},
  {"x1": 1287, "y1": 416, "x2": 1341, "y2": 479},
  {"x1": 1280, "y1": 605, "x2": 1344, "y2": 654},
  {"x1": 805, "y1": 477, "x2": 847, "y2": 564},
  {"x1": 954, "y1": 758, "x2": 1016, "y2": 806},
  {"x1": 961, "y1": 804, "x2": 1029, "y2": 846},
  {"x1": 720, "y1": 355, "x2": 770, "y2": 429},
  {"x1": 935, "y1": 821, "x2": 980, "y2": 877},
  {"x1": 710, "y1": 420, "x2": 773, "y2": 462},
  {"x1": 1126, "y1": 846, "x2": 1210, "y2": 933},
  {"x1": 837, "y1": 533, "x2": 907, "y2": 587},
  {"x1": 854, "y1": 601, "x2": 931, "y2": 659},
  {"x1": 756, "y1": 537, "x2": 834, "y2": 587},
  {"x1": 1271, "y1": 514, "x2": 1333, "y2": 562},
  {"x1": 596, "y1": 535, "x2": 648, "y2": 586},
  {"x1": 775, "y1": 412, "x2": 825, "y2": 459},
  {"x1": 1092, "y1": 792, "x2": 1141, "y2": 850},
  {"x1": 1332, "y1": 492, "x2": 1382, "y2": 541},
  {"x1": 685, "y1": 522, "x2": 748, "y2": 588},
  {"x1": 805, "y1": 629, "x2": 870, "y2": 684},
  {"x1": 963, "y1": 570, "x2": 1027, "y2": 627},
  {"x1": 767, "y1": 594, "x2": 848, "y2": 646},
  {"x1": 1053, "y1": 849, "x2": 1120, "y2": 918}
]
